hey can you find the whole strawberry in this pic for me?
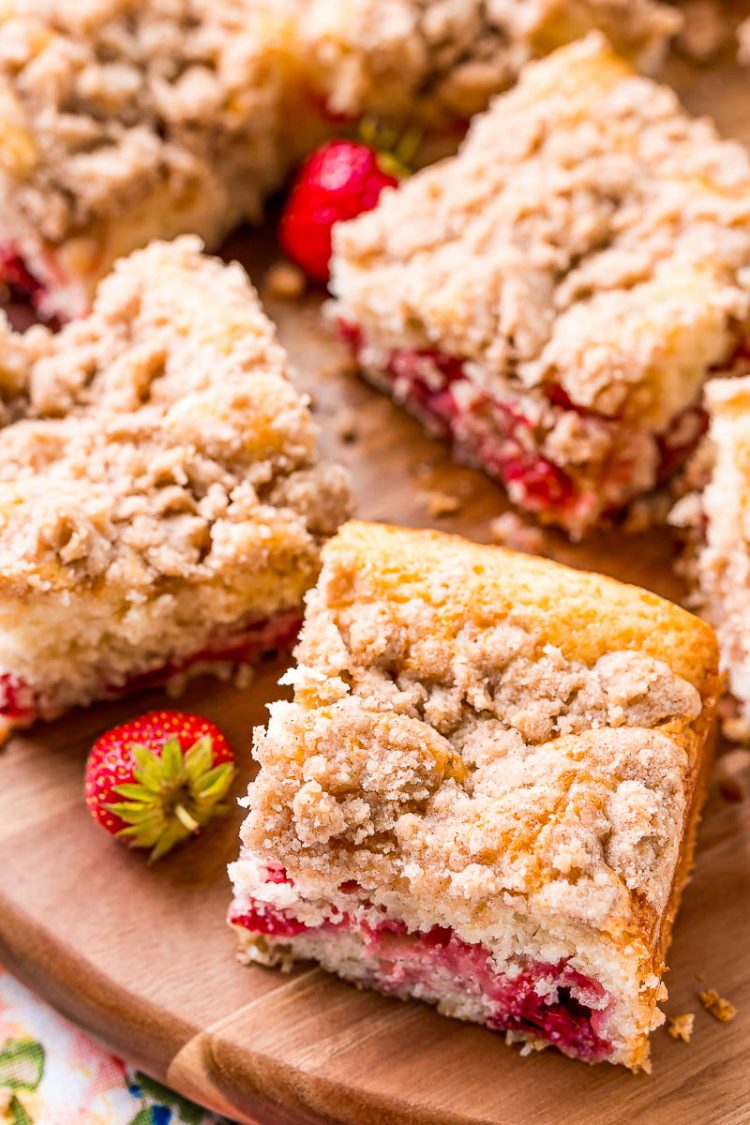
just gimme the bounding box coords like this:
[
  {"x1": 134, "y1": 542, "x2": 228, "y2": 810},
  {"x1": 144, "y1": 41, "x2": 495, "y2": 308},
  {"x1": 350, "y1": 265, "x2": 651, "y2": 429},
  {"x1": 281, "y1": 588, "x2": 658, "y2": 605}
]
[
  {"x1": 84, "y1": 710, "x2": 236, "y2": 861},
  {"x1": 279, "y1": 139, "x2": 401, "y2": 284}
]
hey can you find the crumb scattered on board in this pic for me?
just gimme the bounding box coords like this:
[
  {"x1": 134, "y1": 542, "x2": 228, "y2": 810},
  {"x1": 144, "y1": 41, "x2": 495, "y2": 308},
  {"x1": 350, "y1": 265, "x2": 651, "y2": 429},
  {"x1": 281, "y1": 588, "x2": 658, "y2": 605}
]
[
  {"x1": 716, "y1": 748, "x2": 750, "y2": 802},
  {"x1": 667, "y1": 1013, "x2": 695, "y2": 1043},
  {"x1": 489, "y1": 512, "x2": 545, "y2": 554},
  {"x1": 738, "y1": 16, "x2": 750, "y2": 65},
  {"x1": 699, "y1": 989, "x2": 737, "y2": 1022},
  {"x1": 721, "y1": 714, "x2": 750, "y2": 745},
  {"x1": 677, "y1": 0, "x2": 730, "y2": 63},
  {"x1": 621, "y1": 491, "x2": 672, "y2": 534},
  {"x1": 423, "y1": 490, "x2": 461, "y2": 517},
  {"x1": 335, "y1": 409, "x2": 361, "y2": 443},
  {"x1": 265, "y1": 261, "x2": 307, "y2": 300}
]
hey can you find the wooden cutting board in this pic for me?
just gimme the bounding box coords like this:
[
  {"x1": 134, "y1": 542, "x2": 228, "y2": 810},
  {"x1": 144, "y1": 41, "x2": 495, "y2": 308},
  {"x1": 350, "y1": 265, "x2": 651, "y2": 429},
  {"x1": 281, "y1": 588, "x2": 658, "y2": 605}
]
[{"x1": 1, "y1": 41, "x2": 750, "y2": 1125}]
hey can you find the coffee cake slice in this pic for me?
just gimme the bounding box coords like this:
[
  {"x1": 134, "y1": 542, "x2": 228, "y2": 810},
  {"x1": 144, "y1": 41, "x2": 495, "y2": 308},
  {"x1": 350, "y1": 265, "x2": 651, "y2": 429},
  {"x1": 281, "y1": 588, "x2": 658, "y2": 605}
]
[
  {"x1": 330, "y1": 34, "x2": 750, "y2": 537},
  {"x1": 229, "y1": 520, "x2": 720, "y2": 1071},
  {"x1": 296, "y1": 0, "x2": 678, "y2": 130},
  {"x1": 0, "y1": 236, "x2": 351, "y2": 736},
  {"x1": 671, "y1": 376, "x2": 750, "y2": 735},
  {"x1": 0, "y1": 0, "x2": 298, "y2": 320}
]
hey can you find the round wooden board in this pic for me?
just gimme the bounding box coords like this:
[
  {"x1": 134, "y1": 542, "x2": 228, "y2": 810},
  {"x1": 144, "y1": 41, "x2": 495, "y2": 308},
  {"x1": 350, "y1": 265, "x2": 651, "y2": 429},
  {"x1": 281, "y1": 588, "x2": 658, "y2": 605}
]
[{"x1": 2, "y1": 41, "x2": 750, "y2": 1125}]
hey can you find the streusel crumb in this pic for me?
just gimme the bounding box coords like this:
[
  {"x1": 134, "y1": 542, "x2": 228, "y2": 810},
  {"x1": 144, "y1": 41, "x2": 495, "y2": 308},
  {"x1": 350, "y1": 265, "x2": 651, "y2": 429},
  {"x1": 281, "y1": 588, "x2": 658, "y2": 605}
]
[
  {"x1": 298, "y1": 0, "x2": 679, "y2": 123},
  {"x1": 265, "y1": 262, "x2": 307, "y2": 301},
  {"x1": 423, "y1": 489, "x2": 461, "y2": 517},
  {"x1": 0, "y1": 236, "x2": 352, "y2": 724},
  {"x1": 677, "y1": 1, "x2": 729, "y2": 63},
  {"x1": 0, "y1": 1, "x2": 292, "y2": 244},
  {"x1": 667, "y1": 1013, "x2": 695, "y2": 1042},
  {"x1": 699, "y1": 989, "x2": 737, "y2": 1022},
  {"x1": 0, "y1": 236, "x2": 351, "y2": 595},
  {"x1": 488, "y1": 513, "x2": 546, "y2": 555}
]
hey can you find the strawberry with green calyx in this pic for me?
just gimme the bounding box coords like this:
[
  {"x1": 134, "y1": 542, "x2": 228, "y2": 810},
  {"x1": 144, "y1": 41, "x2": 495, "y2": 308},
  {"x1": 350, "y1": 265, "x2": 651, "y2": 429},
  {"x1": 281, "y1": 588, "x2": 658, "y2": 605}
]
[
  {"x1": 84, "y1": 710, "x2": 236, "y2": 861},
  {"x1": 279, "y1": 128, "x2": 414, "y2": 284}
]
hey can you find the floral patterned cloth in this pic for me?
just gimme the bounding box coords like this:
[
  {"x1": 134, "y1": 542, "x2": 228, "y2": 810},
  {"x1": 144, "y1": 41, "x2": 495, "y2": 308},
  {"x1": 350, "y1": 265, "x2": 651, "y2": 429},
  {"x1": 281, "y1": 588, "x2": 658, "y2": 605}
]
[{"x1": 0, "y1": 964, "x2": 227, "y2": 1125}]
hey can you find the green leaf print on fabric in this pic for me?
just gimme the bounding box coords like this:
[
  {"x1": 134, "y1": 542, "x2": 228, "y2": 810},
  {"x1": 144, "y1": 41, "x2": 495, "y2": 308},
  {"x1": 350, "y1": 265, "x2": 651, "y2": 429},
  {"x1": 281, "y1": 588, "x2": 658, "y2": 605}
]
[
  {"x1": 0, "y1": 1038, "x2": 45, "y2": 1091},
  {"x1": 131, "y1": 1072, "x2": 204, "y2": 1124},
  {"x1": 126, "y1": 1111, "x2": 155, "y2": 1125},
  {"x1": 9, "y1": 1095, "x2": 33, "y2": 1125}
]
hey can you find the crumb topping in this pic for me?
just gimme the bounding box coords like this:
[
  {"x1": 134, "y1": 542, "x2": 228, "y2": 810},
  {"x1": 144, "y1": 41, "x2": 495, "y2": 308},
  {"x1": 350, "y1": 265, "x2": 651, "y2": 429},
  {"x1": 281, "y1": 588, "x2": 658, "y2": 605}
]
[
  {"x1": 422, "y1": 488, "x2": 460, "y2": 517},
  {"x1": 298, "y1": 0, "x2": 679, "y2": 122},
  {"x1": 0, "y1": 237, "x2": 351, "y2": 595},
  {"x1": 666, "y1": 1012, "x2": 695, "y2": 1042},
  {"x1": 0, "y1": 0, "x2": 291, "y2": 242},
  {"x1": 242, "y1": 522, "x2": 720, "y2": 942},
  {"x1": 331, "y1": 35, "x2": 750, "y2": 431},
  {"x1": 699, "y1": 989, "x2": 737, "y2": 1022}
]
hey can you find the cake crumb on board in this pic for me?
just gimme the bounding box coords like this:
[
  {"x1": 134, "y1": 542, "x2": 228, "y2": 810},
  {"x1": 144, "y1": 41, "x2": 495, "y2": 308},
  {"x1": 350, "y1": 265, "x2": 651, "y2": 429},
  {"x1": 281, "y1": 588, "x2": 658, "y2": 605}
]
[
  {"x1": 677, "y1": 0, "x2": 729, "y2": 63},
  {"x1": 699, "y1": 989, "x2": 737, "y2": 1022},
  {"x1": 423, "y1": 490, "x2": 461, "y2": 517},
  {"x1": 335, "y1": 409, "x2": 361, "y2": 444},
  {"x1": 265, "y1": 261, "x2": 307, "y2": 300},
  {"x1": 489, "y1": 512, "x2": 545, "y2": 554},
  {"x1": 667, "y1": 1013, "x2": 695, "y2": 1043}
]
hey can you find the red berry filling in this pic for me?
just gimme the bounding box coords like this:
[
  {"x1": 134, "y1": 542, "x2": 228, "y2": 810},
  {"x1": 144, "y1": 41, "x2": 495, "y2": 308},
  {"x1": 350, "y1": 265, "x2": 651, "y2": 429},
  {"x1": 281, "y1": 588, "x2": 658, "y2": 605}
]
[
  {"x1": 232, "y1": 904, "x2": 310, "y2": 938},
  {"x1": 339, "y1": 324, "x2": 581, "y2": 517},
  {"x1": 338, "y1": 321, "x2": 707, "y2": 527},
  {"x1": 0, "y1": 246, "x2": 47, "y2": 307},
  {"x1": 105, "y1": 610, "x2": 302, "y2": 698},
  {"x1": 0, "y1": 673, "x2": 37, "y2": 722},
  {"x1": 0, "y1": 610, "x2": 301, "y2": 726},
  {"x1": 232, "y1": 872, "x2": 613, "y2": 1062}
]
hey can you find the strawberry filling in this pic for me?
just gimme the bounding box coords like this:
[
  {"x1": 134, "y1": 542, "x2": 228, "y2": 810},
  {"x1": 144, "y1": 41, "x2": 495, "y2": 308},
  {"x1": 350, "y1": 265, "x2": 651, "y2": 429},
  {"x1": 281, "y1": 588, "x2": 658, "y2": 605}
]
[
  {"x1": 111, "y1": 610, "x2": 302, "y2": 697},
  {"x1": 0, "y1": 674, "x2": 37, "y2": 722},
  {"x1": 338, "y1": 320, "x2": 706, "y2": 528},
  {"x1": 0, "y1": 610, "x2": 302, "y2": 726},
  {"x1": 230, "y1": 874, "x2": 613, "y2": 1062},
  {"x1": 0, "y1": 245, "x2": 48, "y2": 310}
]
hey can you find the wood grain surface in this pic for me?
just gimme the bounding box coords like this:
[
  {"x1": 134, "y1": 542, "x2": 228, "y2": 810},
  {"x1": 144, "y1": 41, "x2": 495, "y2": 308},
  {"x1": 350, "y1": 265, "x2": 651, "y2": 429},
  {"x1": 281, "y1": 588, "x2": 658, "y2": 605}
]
[{"x1": 1, "y1": 38, "x2": 750, "y2": 1125}]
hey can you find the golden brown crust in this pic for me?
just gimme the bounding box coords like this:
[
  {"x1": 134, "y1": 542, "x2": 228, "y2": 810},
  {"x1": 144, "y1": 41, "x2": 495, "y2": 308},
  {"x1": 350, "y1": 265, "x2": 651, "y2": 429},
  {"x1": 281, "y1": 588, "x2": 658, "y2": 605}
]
[{"x1": 328, "y1": 521, "x2": 720, "y2": 700}]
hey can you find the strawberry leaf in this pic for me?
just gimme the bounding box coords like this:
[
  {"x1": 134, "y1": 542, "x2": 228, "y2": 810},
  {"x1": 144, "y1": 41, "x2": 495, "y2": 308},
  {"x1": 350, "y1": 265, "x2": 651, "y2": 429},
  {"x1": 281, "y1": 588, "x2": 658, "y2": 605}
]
[
  {"x1": 131, "y1": 744, "x2": 163, "y2": 788},
  {"x1": 184, "y1": 735, "x2": 213, "y2": 781},
  {"x1": 193, "y1": 762, "x2": 235, "y2": 798},
  {"x1": 160, "y1": 737, "x2": 184, "y2": 782},
  {"x1": 106, "y1": 801, "x2": 158, "y2": 821},
  {"x1": 112, "y1": 782, "x2": 151, "y2": 802}
]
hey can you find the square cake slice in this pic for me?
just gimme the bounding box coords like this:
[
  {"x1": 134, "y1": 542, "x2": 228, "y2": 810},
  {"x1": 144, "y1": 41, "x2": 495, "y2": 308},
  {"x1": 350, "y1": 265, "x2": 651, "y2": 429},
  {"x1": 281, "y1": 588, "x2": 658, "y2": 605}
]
[
  {"x1": 296, "y1": 0, "x2": 678, "y2": 130},
  {"x1": 0, "y1": 0, "x2": 297, "y2": 320},
  {"x1": 671, "y1": 375, "x2": 750, "y2": 736},
  {"x1": 329, "y1": 33, "x2": 750, "y2": 537},
  {"x1": 229, "y1": 521, "x2": 720, "y2": 1070},
  {"x1": 0, "y1": 236, "x2": 351, "y2": 736}
]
